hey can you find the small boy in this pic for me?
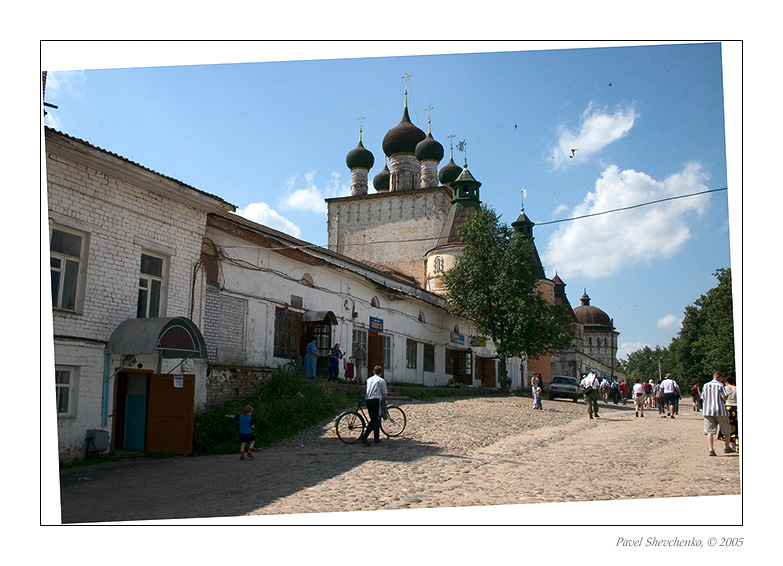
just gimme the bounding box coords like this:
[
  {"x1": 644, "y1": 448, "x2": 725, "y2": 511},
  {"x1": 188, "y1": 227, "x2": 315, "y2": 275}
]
[{"x1": 226, "y1": 405, "x2": 255, "y2": 460}]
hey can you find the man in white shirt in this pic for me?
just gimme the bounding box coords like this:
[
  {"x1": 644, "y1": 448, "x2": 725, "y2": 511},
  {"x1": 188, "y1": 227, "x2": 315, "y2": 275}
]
[
  {"x1": 660, "y1": 373, "x2": 679, "y2": 418},
  {"x1": 580, "y1": 372, "x2": 601, "y2": 419},
  {"x1": 360, "y1": 366, "x2": 388, "y2": 445}
]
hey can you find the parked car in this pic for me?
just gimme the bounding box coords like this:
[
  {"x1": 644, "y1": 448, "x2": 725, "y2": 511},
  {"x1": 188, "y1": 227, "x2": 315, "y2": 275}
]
[{"x1": 548, "y1": 376, "x2": 580, "y2": 402}]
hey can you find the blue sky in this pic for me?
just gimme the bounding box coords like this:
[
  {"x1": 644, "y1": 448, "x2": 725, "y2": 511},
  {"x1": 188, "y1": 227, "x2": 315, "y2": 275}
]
[{"x1": 42, "y1": 41, "x2": 738, "y2": 362}]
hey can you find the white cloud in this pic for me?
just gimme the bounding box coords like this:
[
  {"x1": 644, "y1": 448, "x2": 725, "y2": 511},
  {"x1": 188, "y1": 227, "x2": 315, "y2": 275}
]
[
  {"x1": 551, "y1": 103, "x2": 636, "y2": 168},
  {"x1": 543, "y1": 162, "x2": 710, "y2": 278},
  {"x1": 657, "y1": 314, "x2": 681, "y2": 329},
  {"x1": 617, "y1": 341, "x2": 649, "y2": 361},
  {"x1": 44, "y1": 70, "x2": 86, "y2": 99},
  {"x1": 279, "y1": 171, "x2": 350, "y2": 215},
  {"x1": 236, "y1": 202, "x2": 302, "y2": 239}
]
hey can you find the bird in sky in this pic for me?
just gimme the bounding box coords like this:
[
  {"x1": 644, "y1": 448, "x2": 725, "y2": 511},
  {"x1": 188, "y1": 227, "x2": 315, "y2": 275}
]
[{"x1": 569, "y1": 148, "x2": 577, "y2": 158}]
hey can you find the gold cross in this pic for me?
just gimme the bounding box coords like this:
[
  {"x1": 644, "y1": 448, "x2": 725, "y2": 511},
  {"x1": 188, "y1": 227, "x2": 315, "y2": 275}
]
[
  {"x1": 402, "y1": 73, "x2": 412, "y2": 106},
  {"x1": 357, "y1": 116, "x2": 365, "y2": 140}
]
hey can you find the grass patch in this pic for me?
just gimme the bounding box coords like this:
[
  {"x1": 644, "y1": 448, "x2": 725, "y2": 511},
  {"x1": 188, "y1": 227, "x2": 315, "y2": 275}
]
[{"x1": 192, "y1": 369, "x2": 359, "y2": 456}]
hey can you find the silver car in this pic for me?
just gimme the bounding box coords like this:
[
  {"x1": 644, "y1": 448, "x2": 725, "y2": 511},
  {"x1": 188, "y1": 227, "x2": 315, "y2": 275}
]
[{"x1": 548, "y1": 376, "x2": 580, "y2": 402}]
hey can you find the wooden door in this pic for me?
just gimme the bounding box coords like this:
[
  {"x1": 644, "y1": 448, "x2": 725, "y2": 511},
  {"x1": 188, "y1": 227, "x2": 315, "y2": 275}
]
[
  {"x1": 145, "y1": 373, "x2": 196, "y2": 454},
  {"x1": 479, "y1": 357, "x2": 496, "y2": 388},
  {"x1": 367, "y1": 332, "x2": 384, "y2": 376}
]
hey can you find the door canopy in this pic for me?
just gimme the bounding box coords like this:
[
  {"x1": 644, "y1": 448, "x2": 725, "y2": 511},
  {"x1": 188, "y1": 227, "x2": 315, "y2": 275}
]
[
  {"x1": 105, "y1": 317, "x2": 208, "y2": 359},
  {"x1": 302, "y1": 310, "x2": 337, "y2": 325}
]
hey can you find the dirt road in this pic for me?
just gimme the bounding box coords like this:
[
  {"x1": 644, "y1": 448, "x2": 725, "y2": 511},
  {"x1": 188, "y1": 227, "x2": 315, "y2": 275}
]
[{"x1": 57, "y1": 395, "x2": 740, "y2": 524}]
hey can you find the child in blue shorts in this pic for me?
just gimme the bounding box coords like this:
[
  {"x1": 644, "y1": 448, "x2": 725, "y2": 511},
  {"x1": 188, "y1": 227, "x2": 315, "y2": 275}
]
[{"x1": 226, "y1": 405, "x2": 255, "y2": 460}]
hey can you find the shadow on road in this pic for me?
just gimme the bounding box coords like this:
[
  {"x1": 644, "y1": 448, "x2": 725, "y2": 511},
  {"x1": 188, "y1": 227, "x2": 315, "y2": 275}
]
[{"x1": 59, "y1": 429, "x2": 442, "y2": 524}]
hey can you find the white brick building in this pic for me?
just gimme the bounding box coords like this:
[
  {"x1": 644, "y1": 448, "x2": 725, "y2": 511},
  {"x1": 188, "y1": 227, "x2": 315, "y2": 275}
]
[{"x1": 47, "y1": 128, "x2": 234, "y2": 460}]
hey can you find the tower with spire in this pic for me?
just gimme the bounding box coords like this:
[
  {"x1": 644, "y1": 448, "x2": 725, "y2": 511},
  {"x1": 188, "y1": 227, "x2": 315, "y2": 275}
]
[{"x1": 424, "y1": 159, "x2": 482, "y2": 293}]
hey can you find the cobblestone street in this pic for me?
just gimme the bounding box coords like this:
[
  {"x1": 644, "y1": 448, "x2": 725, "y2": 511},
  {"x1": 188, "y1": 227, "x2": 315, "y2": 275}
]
[{"x1": 58, "y1": 395, "x2": 740, "y2": 525}]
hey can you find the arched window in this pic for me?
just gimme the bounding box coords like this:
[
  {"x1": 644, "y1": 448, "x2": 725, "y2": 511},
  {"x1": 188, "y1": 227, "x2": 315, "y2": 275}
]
[
  {"x1": 434, "y1": 256, "x2": 444, "y2": 274},
  {"x1": 371, "y1": 296, "x2": 380, "y2": 308},
  {"x1": 301, "y1": 273, "x2": 314, "y2": 287},
  {"x1": 418, "y1": 311, "x2": 426, "y2": 323}
]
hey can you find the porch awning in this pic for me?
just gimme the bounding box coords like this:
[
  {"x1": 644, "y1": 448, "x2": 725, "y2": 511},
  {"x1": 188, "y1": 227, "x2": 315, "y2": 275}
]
[
  {"x1": 105, "y1": 316, "x2": 208, "y2": 359},
  {"x1": 302, "y1": 310, "x2": 337, "y2": 325}
]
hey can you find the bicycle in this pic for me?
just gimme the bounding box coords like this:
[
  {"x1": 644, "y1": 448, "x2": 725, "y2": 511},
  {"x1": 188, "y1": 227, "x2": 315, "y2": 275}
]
[
  {"x1": 280, "y1": 356, "x2": 303, "y2": 374},
  {"x1": 334, "y1": 400, "x2": 407, "y2": 444}
]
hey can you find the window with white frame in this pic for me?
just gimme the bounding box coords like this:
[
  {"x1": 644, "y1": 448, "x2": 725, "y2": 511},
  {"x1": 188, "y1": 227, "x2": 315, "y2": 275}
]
[
  {"x1": 423, "y1": 343, "x2": 435, "y2": 373},
  {"x1": 50, "y1": 228, "x2": 85, "y2": 312},
  {"x1": 406, "y1": 339, "x2": 418, "y2": 369},
  {"x1": 383, "y1": 335, "x2": 392, "y2": 370},
  {"x1": 352, "y1": 328, "x2": 368, "y2": 353},
  {"x1": 55, "y1": 367, "x2": 75, "y2": 416},
  {"x1": 137, "y1": 252, "x2": 165, "y2": 318}
]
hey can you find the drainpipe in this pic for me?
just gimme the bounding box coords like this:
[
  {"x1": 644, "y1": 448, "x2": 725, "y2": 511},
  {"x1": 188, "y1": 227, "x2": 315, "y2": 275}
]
[{"x1": 102, "y1": 353, "x2": 111, "y2": 428}]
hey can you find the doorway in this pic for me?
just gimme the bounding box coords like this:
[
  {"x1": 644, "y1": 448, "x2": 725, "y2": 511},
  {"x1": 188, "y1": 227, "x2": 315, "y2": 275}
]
[{"x1": 113, "y1": 371, "x2": 196, "y2": 454}]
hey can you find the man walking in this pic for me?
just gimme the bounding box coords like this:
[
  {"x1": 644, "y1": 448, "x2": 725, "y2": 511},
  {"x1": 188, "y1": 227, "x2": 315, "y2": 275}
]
[
  {"x1": 660, "y1": 373, "x2": 679, "y2": 418},
  {"x1": 632, "y1": 378, "x2": 645, "y2": 417},
  {"x1": 580, "y1": 371, "x2": 601, "y2": 419},
  {"x1": 701, "y1": 371, "x2": 734, "y2": 456},
  {"x1": 359, "y1": 365, "x2": 387, "y2": 445}
]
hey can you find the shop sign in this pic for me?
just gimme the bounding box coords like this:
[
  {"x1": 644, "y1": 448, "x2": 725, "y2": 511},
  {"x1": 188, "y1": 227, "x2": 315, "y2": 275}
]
[{"x1": 370, "y1": 316, "x2": 384, "y2": 332}]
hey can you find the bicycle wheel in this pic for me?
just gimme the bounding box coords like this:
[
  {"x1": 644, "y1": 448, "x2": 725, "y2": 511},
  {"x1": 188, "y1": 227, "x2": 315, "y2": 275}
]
[
  {"x1": 381, "y1": 405, "x2": 406, "y2": 437},
  {"x1": 335, "y1": 410, "x2": 366, "y2": 444}
]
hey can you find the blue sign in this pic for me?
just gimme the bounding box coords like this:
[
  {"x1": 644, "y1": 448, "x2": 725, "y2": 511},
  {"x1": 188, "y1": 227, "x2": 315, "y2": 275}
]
[{"x1": 370, "y1": 316, "x2": 384, "y2": 332}]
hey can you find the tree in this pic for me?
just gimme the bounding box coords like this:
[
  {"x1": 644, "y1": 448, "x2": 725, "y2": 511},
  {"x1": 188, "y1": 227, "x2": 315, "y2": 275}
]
[
  {"x1": 442, "y1": 205, "x2": 573, "y2": 361},
  {"x1": 692, "y1": 268, "x2": 735, "y2": 377}
]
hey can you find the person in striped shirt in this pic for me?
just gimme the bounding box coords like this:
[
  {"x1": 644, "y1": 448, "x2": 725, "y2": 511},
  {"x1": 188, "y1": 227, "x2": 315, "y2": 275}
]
[{"x1": 701, "y1": 371, "x2": 735, "y2": 456}]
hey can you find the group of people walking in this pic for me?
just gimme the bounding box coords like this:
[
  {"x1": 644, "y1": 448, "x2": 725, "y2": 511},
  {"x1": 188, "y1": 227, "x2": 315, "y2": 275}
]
[{"x1": 584, "y1": 370, "x2": 739, "y2": 458}]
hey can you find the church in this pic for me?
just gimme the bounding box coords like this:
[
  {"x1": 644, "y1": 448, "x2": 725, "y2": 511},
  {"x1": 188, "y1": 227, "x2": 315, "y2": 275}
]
[{"x1": 327, "y1": 82, "x2": 622, "y2": 387}]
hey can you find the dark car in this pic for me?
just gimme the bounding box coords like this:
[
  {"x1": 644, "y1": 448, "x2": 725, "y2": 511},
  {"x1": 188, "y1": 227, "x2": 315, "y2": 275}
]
[{"x1": 548, "y1": 376, "x2": 580, "y2": 402}]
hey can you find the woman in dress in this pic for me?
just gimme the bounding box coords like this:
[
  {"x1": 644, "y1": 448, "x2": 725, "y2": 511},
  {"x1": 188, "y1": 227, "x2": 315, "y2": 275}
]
[{"x1": 304, "y1": 337, "x2": 320, "y2": 378}]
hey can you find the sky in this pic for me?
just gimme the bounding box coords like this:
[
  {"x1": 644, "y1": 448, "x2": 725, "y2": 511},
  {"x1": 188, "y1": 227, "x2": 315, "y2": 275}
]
[{"x1": 41, "y1": 41, "x2": 738, "y2": 362}]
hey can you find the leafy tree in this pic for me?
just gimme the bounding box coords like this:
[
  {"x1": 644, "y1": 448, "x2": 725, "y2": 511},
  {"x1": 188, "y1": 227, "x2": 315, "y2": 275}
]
[
  {"x1": 692, "y1": 268, "x2": 735, "y2": 377},
  {"x1": 442, "y1": 205, "x2": 573, "y2": 361}
]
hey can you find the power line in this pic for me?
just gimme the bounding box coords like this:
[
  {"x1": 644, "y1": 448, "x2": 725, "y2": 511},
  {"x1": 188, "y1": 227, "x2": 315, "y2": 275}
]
[{"x1": 536, "y1": 187, "x2": 727, "y2": 227}]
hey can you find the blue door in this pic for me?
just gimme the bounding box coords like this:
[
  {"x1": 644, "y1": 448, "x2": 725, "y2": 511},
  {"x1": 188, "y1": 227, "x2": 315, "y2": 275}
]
[{"x1": 123, "y1": 373, "x2": 147, "y2": 451}]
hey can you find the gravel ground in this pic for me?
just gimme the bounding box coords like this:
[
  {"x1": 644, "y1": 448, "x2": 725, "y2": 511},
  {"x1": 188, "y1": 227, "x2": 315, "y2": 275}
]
[{"x1": 58, "y1": 394, "x2": 740, "y2": 524}]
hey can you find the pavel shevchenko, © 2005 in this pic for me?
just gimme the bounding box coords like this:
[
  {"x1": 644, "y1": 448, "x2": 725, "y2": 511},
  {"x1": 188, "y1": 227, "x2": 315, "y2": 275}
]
[{"x1": 616, "y1": 537, "x2": 703, "y2": 548}]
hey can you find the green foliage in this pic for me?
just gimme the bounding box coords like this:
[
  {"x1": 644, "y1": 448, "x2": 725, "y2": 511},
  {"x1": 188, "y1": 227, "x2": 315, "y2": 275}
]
[
  {"x1": 191, "y1": 369, "x2": 357, "y2": 455},
  {"x1": 443, "y1": 205, "x2": 573, "y2": 359}
]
